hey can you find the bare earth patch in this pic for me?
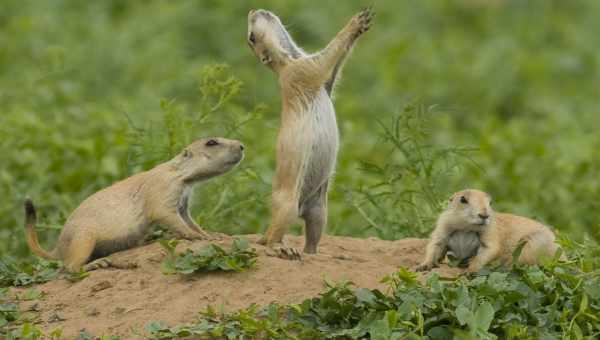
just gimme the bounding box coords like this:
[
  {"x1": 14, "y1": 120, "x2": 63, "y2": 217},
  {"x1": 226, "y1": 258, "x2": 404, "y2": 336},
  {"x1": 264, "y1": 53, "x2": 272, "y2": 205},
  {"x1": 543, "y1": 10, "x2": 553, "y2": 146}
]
[{"x1": 11, "y1": 235, "x2": 463, "y2": 338}]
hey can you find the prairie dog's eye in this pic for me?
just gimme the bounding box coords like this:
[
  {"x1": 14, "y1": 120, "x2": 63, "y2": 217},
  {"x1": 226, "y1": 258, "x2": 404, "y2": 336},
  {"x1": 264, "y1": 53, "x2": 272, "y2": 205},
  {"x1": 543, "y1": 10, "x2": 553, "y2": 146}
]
[
  {"x1": 183, "y1": 149, "x2": 191, "y2": 158},
  {"x1": 206, "y1": 139, "x2": 219, "y2": 147},
  {"x1": 460, "y1": 196, "x2": 468, "y2": 204},
  {"x1": 248, "y1": 32, "x2": 256, "y2": 44}
]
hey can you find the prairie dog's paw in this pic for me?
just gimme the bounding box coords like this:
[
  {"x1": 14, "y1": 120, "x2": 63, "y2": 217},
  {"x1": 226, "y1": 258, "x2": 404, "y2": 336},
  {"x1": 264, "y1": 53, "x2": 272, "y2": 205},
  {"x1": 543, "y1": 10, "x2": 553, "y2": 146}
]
[
  {"x1": 265, "y1": 244, "x2": 302, "y2": 261},
  {"x1": 414, "y1": 262, "x2": 434, "y2": 272},
  {"x1": 256, "y1": 235, "x2": 268, "y2": 246},
  {"x1": 84, "y1": 258, "x2": 138, "y2": 272},
  {"x1": 351, "y1": 7, "x2": 374, "y2": 37},
  {"x1": 208, "y1": 231, "x2": 229, "y2": 241},
  {"x1": 183, "y1": 230, "x2": 213, "y2": 241},
  {"x1": 465, "y1": 265, "x2": 480, "y2": 275}
]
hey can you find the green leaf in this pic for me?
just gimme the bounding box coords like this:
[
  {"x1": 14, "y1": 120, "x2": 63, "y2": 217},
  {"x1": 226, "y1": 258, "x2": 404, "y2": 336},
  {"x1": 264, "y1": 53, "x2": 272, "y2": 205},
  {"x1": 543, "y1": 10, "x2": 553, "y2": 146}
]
[
  {"x1": 18, "y1": 288, "x2": 43, "y2": 301},
  {"x1": 474, "y1": 301, "x2": 494, "y2": 332},
  {"x1": 455, "y1": 305, "x2": 473, "y2": 327},
  {"x1": 512, "y1": 240, "x2": 528, "y2": 264}
]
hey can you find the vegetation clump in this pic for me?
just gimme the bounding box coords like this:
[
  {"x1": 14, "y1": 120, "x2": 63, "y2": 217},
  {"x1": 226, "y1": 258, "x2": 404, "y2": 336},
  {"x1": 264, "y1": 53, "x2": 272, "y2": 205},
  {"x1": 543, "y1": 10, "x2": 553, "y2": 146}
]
[{"x1": 160, "y1": 238, "x2": 258, "y2": 275}]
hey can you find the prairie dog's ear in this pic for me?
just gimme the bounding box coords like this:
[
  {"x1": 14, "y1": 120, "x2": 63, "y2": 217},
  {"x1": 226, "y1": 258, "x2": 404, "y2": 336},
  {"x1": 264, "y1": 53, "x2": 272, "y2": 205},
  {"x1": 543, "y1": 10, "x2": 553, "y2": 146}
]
[{"x1": 182, "y1": 149, "x2": 192, "y2": 158}]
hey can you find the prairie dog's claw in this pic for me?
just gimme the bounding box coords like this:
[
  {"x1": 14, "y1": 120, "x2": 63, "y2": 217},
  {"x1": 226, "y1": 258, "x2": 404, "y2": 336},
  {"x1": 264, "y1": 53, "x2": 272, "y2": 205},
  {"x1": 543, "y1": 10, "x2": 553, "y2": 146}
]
[
  {"x1": 84, "y1": 258, "x2": 138, "y2": 272},
  {"x1": 265, "y1": 244, "x2": 302, "y2": 261},
  {"x1": 353, "y1": 7, "x2": 374, "y2": 35},
  {"x1": 414, "y1": 263, "x2": 434, "y2": 272}
]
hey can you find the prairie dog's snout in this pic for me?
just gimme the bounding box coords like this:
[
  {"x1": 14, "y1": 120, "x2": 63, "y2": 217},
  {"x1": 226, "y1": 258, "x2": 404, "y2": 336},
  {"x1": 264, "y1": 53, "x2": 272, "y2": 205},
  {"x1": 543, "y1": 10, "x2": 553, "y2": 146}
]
[{"x1": 248, "y1": 9, "x2": 274, "y2": 21}]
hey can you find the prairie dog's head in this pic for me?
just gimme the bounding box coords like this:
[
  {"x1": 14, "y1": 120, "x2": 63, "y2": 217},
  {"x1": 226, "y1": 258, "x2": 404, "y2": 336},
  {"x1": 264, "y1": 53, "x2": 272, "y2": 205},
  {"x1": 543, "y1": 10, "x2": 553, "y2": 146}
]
[
  {"x1": 446, "y1": 189, "x2": 493, "y2": 227},
  {"x1": 175, "y1": 137, "x2": 244, "y2": 183},
  {"x1": 247, "y1": 9, "x2": 303, "y2": 70}
]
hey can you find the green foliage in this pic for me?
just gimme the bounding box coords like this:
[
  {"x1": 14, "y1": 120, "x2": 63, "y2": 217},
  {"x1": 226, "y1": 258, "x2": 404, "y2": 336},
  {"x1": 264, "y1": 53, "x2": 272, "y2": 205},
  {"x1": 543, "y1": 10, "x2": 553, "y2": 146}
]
[
  {"x1": 346, "y1": 104, "x2": 478, "y2": 239},
  {"x1": 0, "y1": 284, "x2": 63, "y2": 339},
  {"x1": 160, "y1": 238, "x2": 258, "y2": 275},
  {"x1": 147, "y1": 240, "x2": 600, "y2": 339},
  {"x1": 0, "y1": 258, "x2": 61, "y2": 288},
  {"x1": 0, "y1": 256, "x2": 89, "y2": 288}
]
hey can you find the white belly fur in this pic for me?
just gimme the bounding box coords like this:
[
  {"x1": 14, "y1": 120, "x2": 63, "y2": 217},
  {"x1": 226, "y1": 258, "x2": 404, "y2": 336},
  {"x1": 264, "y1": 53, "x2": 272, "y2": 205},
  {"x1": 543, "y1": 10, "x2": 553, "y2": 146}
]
[{"x1": 297, "y1": 88, "x2": 339, "y2": 204}]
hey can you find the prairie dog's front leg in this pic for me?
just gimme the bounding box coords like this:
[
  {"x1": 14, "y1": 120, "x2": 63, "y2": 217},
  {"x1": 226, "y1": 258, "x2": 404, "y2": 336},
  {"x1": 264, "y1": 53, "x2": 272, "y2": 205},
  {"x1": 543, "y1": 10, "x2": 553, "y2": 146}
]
[
  {"x1": 415, "y1": 226, "x2": 450, "y2": 271},
  {"x1": 309, "y1": 7, "x2": 373, "y2": 86},
  {"x1": 466, "y1": 244, "x2": 499, "y2": 273},
  {"x1": 161, "y1": 213, "x2": 212, "y2": 240},
  {"x1": 466, "y1": 231, "x2": 499, "y2": 273}
]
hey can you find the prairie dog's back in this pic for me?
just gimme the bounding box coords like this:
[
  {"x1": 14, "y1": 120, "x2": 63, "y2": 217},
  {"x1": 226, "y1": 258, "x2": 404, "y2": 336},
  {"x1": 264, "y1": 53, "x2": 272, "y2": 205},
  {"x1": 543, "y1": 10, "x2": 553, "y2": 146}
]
[{"x1": 491, "y1": 212, "x2": 558, "y2": 264}]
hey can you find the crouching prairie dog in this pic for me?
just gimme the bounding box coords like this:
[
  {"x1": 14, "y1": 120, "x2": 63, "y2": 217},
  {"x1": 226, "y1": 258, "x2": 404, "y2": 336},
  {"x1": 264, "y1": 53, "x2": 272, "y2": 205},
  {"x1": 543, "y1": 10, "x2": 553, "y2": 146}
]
[
  {"x1": 416, "y1": 189, "x2": 563, "y2": 273},
  {"x1": 24, "y1": 137, "x2": 244, "y2": 272},
  {"x1": 247, "y1": 8, "x2": 373, "y2": 259}
]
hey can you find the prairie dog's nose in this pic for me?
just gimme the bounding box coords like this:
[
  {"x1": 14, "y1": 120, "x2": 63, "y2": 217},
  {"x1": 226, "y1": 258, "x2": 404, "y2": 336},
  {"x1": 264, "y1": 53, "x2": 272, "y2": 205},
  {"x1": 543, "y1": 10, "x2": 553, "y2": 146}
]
[
  {"x1": 478, "y1": 213, "x2": 489, "y2": 220},
  {"x1": 239, "y1": 143, "x2": 245, "y2": 151}
]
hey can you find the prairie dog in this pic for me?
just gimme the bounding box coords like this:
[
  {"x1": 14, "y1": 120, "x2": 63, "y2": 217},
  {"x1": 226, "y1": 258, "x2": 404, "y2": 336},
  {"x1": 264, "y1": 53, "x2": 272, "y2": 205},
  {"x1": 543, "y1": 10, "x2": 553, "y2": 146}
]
[
  {"x1": 25, "y1": 138, "x2": 244, "y2": 272},
  {"x1": 416, "y1": 189, "x2": 562, "y2": 272},
  {"x1": 247, "y1": 8, "x2": 373, "y2": 259}
]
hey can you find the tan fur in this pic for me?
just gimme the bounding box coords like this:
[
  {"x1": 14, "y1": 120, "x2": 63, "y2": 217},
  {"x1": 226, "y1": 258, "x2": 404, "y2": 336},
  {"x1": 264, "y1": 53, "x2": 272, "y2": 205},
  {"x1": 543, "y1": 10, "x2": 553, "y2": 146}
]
[
  {"x1": 24, "y1": 138, "x2": 244, "y2": 272},
  {"x1": 416, "y1": 189, "x2": 562, "y2": 272},
  {"x1": 247, "y1": 8, "x2": 373, "y2": 258}
]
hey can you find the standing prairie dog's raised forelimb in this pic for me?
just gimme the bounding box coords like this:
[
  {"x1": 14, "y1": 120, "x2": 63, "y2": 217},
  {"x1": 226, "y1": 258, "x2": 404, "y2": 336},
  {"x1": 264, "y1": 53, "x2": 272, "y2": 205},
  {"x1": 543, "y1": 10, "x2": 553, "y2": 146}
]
[
  {"x1": 247, "y1": 8, "x2": 373, "y2": 260},
  {"x1": 24, "y1": 138, "x2": 244, "y2": 272},
  {"x1": 300, "y1": 8, "x2": 374, "y2": 94}
]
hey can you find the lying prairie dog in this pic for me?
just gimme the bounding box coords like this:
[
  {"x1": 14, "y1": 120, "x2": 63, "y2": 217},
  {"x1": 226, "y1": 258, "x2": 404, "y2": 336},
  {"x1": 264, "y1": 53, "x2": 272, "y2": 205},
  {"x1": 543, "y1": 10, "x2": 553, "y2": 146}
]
[
  {"x1": 416, "y1": 189, "x2": 563, "y2": 273},
  {"x1": 247, "y1": 8, "x2": 373, "y2": 259},
  {"x1": 25, "y1": 137, "x2": 244, "y2": 272}
]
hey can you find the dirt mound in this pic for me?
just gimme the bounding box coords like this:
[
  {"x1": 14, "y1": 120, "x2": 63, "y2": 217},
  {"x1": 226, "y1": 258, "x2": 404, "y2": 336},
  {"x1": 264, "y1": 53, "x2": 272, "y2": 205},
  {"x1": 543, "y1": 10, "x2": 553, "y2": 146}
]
[{"x1": 11, "y1": 235, "x2": 463, "y2": 338}]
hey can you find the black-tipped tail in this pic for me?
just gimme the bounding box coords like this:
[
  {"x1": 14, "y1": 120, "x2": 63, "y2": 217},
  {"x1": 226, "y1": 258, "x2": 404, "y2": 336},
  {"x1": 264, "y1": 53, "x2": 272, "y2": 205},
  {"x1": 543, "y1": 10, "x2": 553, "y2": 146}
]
[
  {"x1": 23, "y1": 199, "x2": 56, "y2": 259},
  {"x1": 24, "y1": 198, "x2": 36, "y2": 225}
]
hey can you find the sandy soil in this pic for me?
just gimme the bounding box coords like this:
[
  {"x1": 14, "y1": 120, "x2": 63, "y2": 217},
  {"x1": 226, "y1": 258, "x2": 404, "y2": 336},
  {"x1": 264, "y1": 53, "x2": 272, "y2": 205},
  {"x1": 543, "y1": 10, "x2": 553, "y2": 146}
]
[{"x1": 10, "y1": 235, "x2": 463, "y2": 338}]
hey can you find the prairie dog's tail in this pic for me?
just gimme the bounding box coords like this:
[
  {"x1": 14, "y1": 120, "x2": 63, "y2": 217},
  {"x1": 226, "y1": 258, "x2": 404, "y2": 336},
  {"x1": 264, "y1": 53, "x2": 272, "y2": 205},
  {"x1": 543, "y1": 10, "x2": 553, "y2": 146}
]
[{"x1": 24, "y1": 199, "x2": 57, "y2": 259}]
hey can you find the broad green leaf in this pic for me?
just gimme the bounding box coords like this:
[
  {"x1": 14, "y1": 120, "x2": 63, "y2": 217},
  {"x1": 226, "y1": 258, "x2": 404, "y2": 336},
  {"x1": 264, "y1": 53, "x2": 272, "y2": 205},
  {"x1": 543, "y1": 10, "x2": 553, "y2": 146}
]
[{"x1": 475, "y1": 301, "x2": 494, "y2": 332}]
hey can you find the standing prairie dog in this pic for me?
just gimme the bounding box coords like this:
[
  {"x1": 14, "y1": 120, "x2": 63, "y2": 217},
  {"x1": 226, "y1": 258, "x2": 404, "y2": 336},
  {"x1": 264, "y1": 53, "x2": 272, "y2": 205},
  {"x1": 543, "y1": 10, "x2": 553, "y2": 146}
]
[
  {"x1": 416, "y1": 189, "x2": 563, "y2": 273},
  {"x1": 247, "y1": 8, "x2": 373, "y2": 259},
  {"x1": 25, "y1": 138, "x2": 244, "y2": 272}
]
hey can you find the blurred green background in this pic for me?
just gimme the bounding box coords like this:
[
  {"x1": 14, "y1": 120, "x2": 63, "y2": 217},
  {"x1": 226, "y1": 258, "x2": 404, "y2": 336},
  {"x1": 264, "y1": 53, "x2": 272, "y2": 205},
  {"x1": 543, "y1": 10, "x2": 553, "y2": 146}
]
[{"x1": 1, "y1": 0, "x2": 599, "y2": 258}]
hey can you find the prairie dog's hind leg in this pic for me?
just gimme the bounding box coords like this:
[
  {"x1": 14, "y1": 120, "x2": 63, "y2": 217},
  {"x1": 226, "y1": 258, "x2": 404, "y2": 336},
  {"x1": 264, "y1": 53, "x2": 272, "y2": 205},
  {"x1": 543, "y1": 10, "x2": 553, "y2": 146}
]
[
  {"x1": 300, "y1": 182, "x2": 328, "y2": 254},
  {"x1": 259, "y1": 190, "x2": 302, "y2": 260},
  {"x1": 62, "y1": 234, "x2": 96, "y2": 272},
  {"x1": 518, "y1": 230, "x2": 560, "y2": 265}
]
